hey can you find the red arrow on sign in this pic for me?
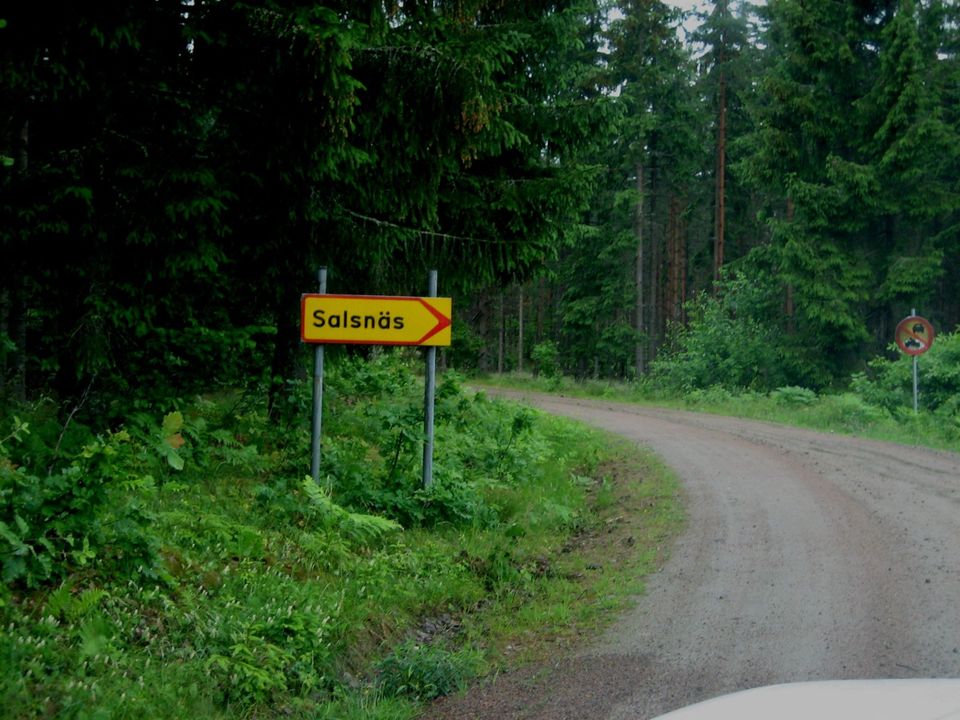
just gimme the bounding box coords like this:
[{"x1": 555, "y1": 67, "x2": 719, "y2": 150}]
[{"x1": 414, "y1": 298, "x2": 452, "y2": 345}]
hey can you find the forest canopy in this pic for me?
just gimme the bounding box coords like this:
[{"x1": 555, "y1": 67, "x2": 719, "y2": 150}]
[{"x1": 2, "y1": 0, "x2": 960, "y2": 411}]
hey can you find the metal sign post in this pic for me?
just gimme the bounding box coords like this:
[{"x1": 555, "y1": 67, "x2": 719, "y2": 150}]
[
  {"x1": 913, "y1": 355, "x2": 919, "y2": 415},
  {"x1": 912, "y1": 308, "x2": 918, "y2": 415},
  {"x1": 422, "y1": 270, "x2": 438, "y2": 489},
  {"x1": 310, "y1": 267, "x2": 327, "y2": 483}
]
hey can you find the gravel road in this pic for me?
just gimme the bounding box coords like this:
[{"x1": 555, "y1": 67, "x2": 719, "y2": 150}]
[{"x1": 423, "y1": 392, "x2": 960, "y2": 719}]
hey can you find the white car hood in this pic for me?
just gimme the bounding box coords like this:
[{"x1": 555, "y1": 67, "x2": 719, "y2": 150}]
[{"x1": 653, "y1": 680, "x2": 960, "y2": 720}]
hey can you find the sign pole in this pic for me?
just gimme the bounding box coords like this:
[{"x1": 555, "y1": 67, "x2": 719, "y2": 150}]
[
  {"x1": 311, "y1": 267, "x2": 327, "y2": 483},
  {"x1": 423, "y1": 270, "x2": 438, "y2": 489},
  {"x1": 912, "y1": 307, "x2": 919, "y2": 414},
  {"x1": 913, "y1": 356, "x2": 919, "y2": 414}
]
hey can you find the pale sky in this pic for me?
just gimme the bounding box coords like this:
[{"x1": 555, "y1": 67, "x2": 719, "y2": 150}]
[
  {"x1": 665, "y1": 0, "x2": 704, "y2": 11},
  {"x1": 663, "y1": 1, "x2": 708, "y2": 36},
  {"x1": 662, "y1": 1, "x2": 766, "y2": 39}
]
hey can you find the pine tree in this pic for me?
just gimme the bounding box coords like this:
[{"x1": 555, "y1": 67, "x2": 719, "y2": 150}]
[
  {"x1": 862, "y1": 0, "x2": 960, "y2": 329},
  {"x1": 738, "y1": 0, "x2": 889, "y2": 382},
  {"x1": 604, "y1": 0, "x2": 700, "y2": 373},
  {"x1": 693, "y1": 1, "x2": 758, "y2": 282},
  {"x1": 0, "y1": 1, "x2": 615, "y2": 411}
]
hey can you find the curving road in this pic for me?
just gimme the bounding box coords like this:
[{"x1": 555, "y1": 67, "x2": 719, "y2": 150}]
[{"x1": 424, "y1": 392, "x2": 960, "y2": 719}]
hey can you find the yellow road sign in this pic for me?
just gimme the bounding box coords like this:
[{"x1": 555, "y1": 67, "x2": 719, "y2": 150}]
[{"x1": 301, "y1": 294, "x2": 452, "y2": 346}]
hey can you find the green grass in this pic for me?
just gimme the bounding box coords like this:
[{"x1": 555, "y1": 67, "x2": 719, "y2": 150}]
[
  {"x1": 1, "y1": 358, "x2": 682, "y2": 719},
  {"x1": 474, "y1": 371, "x2": 960, "y2": 454},
  {"x1": 449, "y1": 428, "x2": 683, "y2": 669}
]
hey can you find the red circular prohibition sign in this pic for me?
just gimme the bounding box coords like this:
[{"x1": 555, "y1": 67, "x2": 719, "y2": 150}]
[{"x1": 895, "y1": 315, "x2": 935, "y2": 356}]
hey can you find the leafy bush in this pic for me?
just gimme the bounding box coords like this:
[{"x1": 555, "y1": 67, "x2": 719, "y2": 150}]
[
  {"x1": 531, "y1": 341, "x2": 561, "y2": 379},
  {"x1": 207, "y1": 634, "x2": 295, "y2": 704},
  {"x1": 651, "y1": 253, "x2": 842, "y2": 392},
  {"x1": 301, "y1": 477, "x2": 403, "y2": 546},
  {"x1": 202, "y1": 575, "x2": 341, "y2": 707},
  {"x1": 327, "y1": 352, "x2": 417, "y2": 401},
  {"x1": 682, "y1": 384, "x2": 737, "y2": 406},
  {"x1": 376, "y1": 641, "x2": 481, "y2": 700},
  {"x1": 447, "y1": 322, "x2": 485, "y2": 371},
  {"x1": 651, "y1": 271, "x2": 791, "y2": 393},
  {"x1": 1, "y1": 422, "x2": 162, "y2": 588},
  {"x1": 319, "y1": 365, "x2": 547, "y2": 529}
]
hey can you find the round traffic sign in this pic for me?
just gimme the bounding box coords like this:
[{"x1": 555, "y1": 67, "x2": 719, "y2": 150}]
[{"x1": 895, "y1": 315, "x2": 935, "y2": 356}]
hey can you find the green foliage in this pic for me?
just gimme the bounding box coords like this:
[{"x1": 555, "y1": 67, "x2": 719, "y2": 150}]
[
  {"x1": 771, "y1": 386, "x2": 818, "y2": 406},
  {"x1": 531, "y1": 341, "x2": 561, "y2": 379},
  {"x1": 0, "y1": 358, "x2": 681, "y2": 718},
  {"x1": 447, "y1": 322, "x2": 485, "y2": 372},
  {"x1": 811, "y1": 394, "x2": 890, "y2": 433},
  {"x1": 5, "y1": 0, "x2": 960, "y2": 418},
  {"x1": 315, "y1": 692, "x2": 417, "y2": 720},
  {"x1": 326, "y1": 353, "x2": 417, "y2": 401},
  {"x1": 207, "y1": 635, "x2": 294, "y2": 705},
  {"x1": 315, "y1": 356, "x2": 549, "y2": 529},
  {"x1": 2, "y1": 0, "x2": 612, "y2": 417},
  {"x1": 376, "y1": 641, "x2": 481, "y2": 701},
  {"x1": 0, "y1": 420, "x2": 161, "y2": 588},
  {"x1": 682, "y1": 385, "x2": 739, "y2": 407},
  {"x1": 736, "y1": 0, "x2": 960, "y2": 373},
  {"x1": 0, "y1": 356, "x2": 607, "y2": 714},
  {"x1": 651, "y1": 269, "x2": 795, "y2": 392},
  {"x1": 301, "y1": 477, "x2": 402, "y2": 548},
  {"x1": 851, "y1": 328, "x2": 960, "y2": 415},
  {"x1": 158, "y1": 510, "x2": 266, "y2": 563}
]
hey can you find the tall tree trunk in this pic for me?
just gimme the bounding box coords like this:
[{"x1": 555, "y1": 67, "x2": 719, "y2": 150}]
[
  {"x1": 785, "y1": 197, "x2": 795, "y2": 335},
  {"x1": 668, "y1": 195, "x2": 681, "y2": 322},
  {"x1": 665, "y1": 197, "x2": 674, "y2": 323},
  {"x1": 5, "y1": 282, "x2": 27, "y2": 403},
  {"x1": 714, "y1": 56, "x2": 727, "y2": 283},
  {"x1": 18, "y1": 119, "x2": 29, "y2": 172},
  {"x1": 267, "y1": 217, "x2": 308, "y2": 419},
  {"x1": 477, "y1": 292, "x2": 489, "y2": 372},
  {"x1": 536, "y1": 277, "x2": 545, "y2": 345},
  {"x1": 8, "y1": 119, "x2": 30, "y2": 401},
  {"x1": 497, "y1": 292, "x2": 505, "y2": 373},
  {"x1": 679, "y1": 208, "x2": 688, "y2": 325},
  {"x1": 634, "y1": 162, "x2": 646, "y2": 376},
  {"x1": 517, "y1": 284, "x2": 524, "y2": 373},
  {"x1": 0, "y1": 289, "x2": 7, "y2": 394},
  {"x1": 267, "y1": 292, "x2": 300, "y2": 420},
  {"x1": 648, "y1": 158, "x2": 659, "y2": 362}
]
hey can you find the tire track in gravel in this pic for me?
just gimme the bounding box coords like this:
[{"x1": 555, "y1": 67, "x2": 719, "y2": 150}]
[{"x1": 423, "y1": 392, "x2": 960, "y2": 720}]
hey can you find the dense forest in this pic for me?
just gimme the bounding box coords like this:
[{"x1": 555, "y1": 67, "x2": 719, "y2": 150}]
[
  {"x1": 3, "y1": 0, "x2": 960, "y2": 409},
  {"x1": 459, "y1": 0, "x2": 960, "y2": 389}
]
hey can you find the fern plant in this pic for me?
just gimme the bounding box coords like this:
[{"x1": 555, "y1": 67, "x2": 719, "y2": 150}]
[{"x1": 302, "y1": 477, "x2": 402, "y2": 546}]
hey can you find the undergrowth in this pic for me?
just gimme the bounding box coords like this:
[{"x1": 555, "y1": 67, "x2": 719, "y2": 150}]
[
  {"x1": 475, "y1": 329, "x2": 960, "y2": 454},
  {"x1": 0, "y1": 351, "x2": 677, "y2": 718}
]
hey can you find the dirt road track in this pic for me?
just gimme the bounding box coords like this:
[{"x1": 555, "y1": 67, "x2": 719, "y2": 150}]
[{"x1": 423, "y1": 393, "x2": 960, "y2": 719}]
